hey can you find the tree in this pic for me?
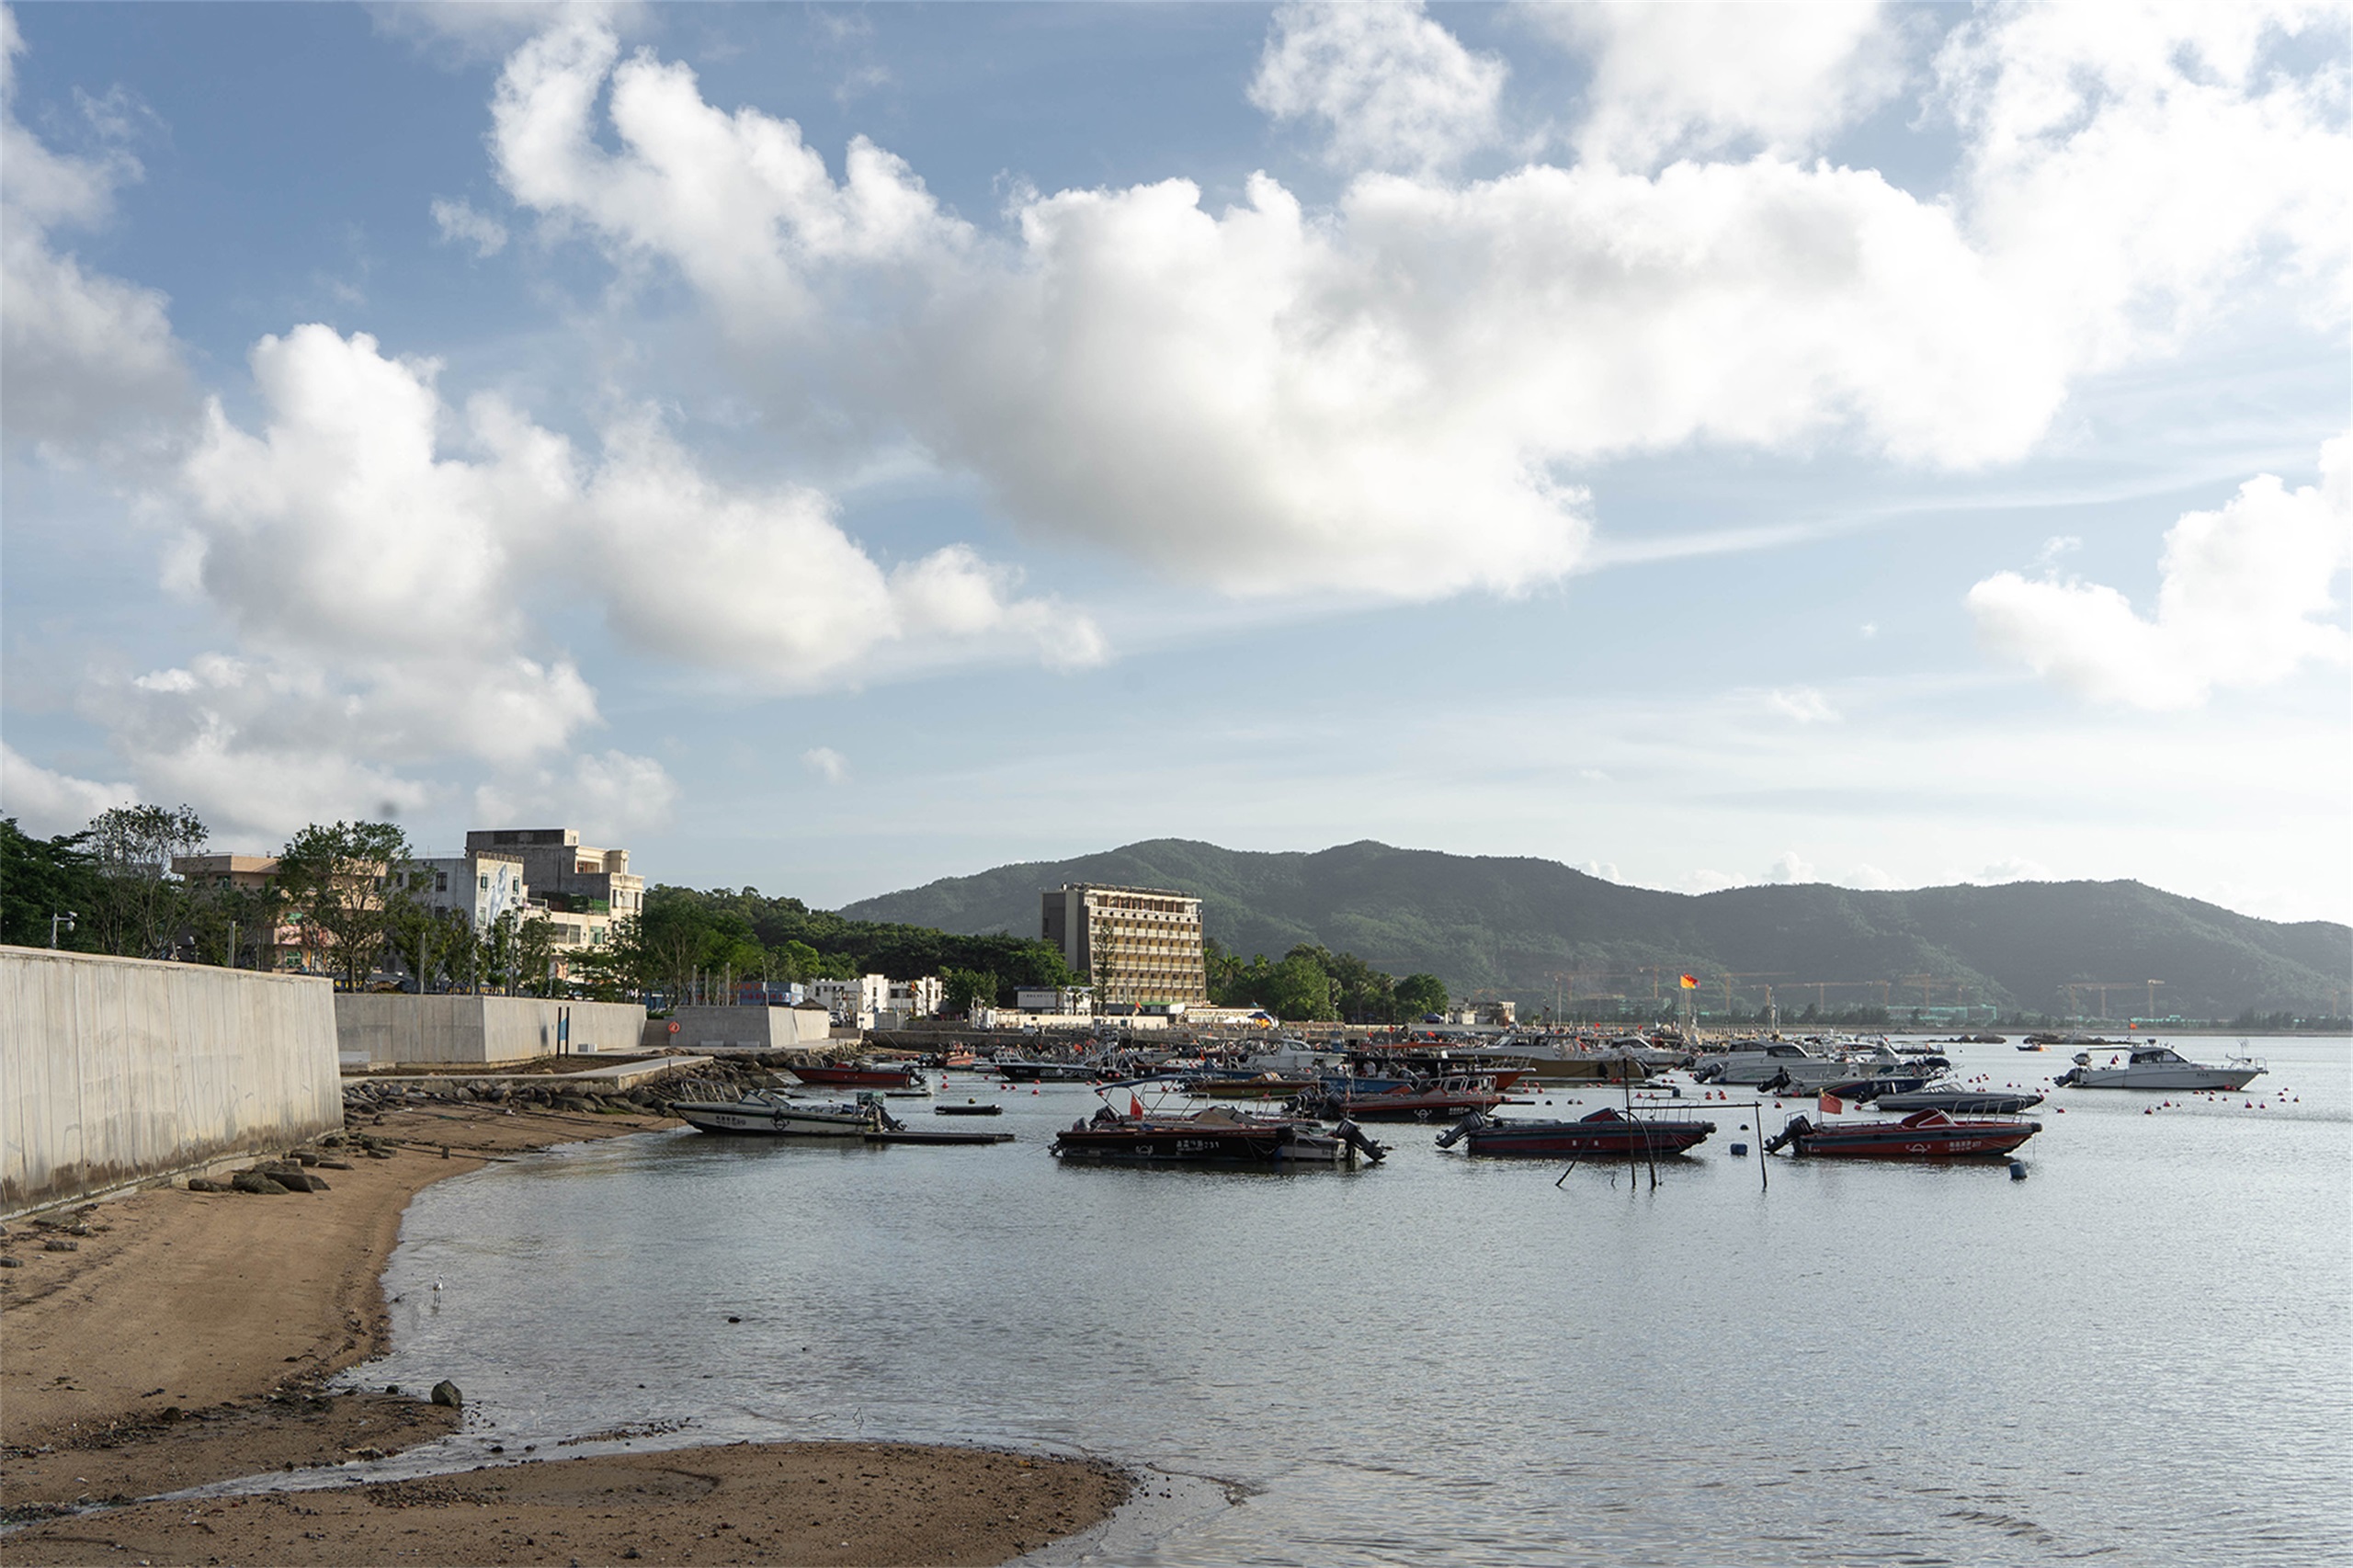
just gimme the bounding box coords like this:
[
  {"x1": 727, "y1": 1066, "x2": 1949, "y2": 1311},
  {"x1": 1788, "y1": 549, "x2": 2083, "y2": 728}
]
[
  {"x1": 1393, "y1": 973, "x2": 1449, "y2": 1019},
  {"x1": 0, "y1": 818, "x2": 97, "y2": 949},
  {"x1": 276, "y1": 821, "x2": 413, "y2": 990},
  {"x1": 940, "y1": 968, "x2": 998, "y2": 1016},
  {"x1": 85, "y1": 804, "x2": 209, "y2": 959}
]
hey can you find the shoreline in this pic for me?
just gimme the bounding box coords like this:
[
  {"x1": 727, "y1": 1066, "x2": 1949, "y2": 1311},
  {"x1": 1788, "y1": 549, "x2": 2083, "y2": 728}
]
[{"x1": 0, "y1": 1097, "x2": 1131, "y2": 1564}]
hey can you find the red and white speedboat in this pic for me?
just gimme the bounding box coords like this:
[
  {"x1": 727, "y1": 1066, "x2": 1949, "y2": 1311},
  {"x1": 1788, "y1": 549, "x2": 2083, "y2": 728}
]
[{"x1": 1765, "y1": 1107, "x2": 2040, "y2": 1161}]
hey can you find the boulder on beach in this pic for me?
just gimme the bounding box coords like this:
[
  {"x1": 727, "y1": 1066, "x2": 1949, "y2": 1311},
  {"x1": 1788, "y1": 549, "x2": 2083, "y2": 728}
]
[{"x1": 429, "y1": 1380, "x2": 462, "y2": 1409}]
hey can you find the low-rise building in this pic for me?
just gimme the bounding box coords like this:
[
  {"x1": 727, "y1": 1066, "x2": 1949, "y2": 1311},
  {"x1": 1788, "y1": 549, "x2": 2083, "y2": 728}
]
[
  {"x1": 463, "y1": 827, "x2": 647, "y2": 967},
  {"x1": 809, "y1": 973, "x2": 891, "y2": 1029},
  {"x1": 1016, "y1": 984, "x2": 1094, "y2": 1015},
  {"x1": 403, "y1": 850, "x2": 529, "y2": 934}
]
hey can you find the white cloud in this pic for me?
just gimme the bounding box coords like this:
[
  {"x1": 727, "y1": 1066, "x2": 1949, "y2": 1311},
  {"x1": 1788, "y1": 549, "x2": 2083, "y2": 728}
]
[
  {"x1": 1767, "y1": 687, "x2": 1839, "y2": 723},
  {"x1": 1859, "y1": 622, "x2": 1879, "y2": 639},
  {"x1": 430, "y1": 196, "x2": 508, "y2": 256},
  {"x1": 1970, "y1": 856, "x2": 2054, "y2": 884},
  {"x1": 81, "y1": 322, "x2": 1093, "y2": 840},
  {"x1": 1967, "y1": 435, "x2": 2351, "y2": 709},
  {"x1": 1764, "y1": 849, "x2": 1819, "y2": 884},
  {"x1": 1575, "y1": 858, "x2": 1620, "y2": 881},
  {"x1": 0, "y1": 6, "x2": 189, "y2": 457},
  {"x1": 1843, "y1": 862, "x2": 1900, "y2": 891},
  {"x1": 1551, "y1": 1, "x2": 1905, "y2": 170},
  {"x1": 1249, "y1": 1, "x2": 1506, "y2": 174},
  {"x1": 801, "y1": 745, "x2": 848, "y2": 784},
  {"x1": 472, "y1": 749, "x2": 676, "y2": 842},
  {"x1": 0, "y1": 742, "x2": 136, "y2": 835},
  {"x1": 1937, "y1": 1, "x2": 2351, "y2": 362},
  {"x1": 369, "y1": 0, "x2": 649, "y2": 64},
  {"x1": 480, "y1": 10, "x2": 2347, "y2": 613}
]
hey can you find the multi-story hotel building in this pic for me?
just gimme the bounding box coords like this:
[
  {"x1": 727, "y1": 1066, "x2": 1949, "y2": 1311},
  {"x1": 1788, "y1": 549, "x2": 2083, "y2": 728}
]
[{"x1": 1040, "y1": 883, "x2": 1208, "y2": 1006}]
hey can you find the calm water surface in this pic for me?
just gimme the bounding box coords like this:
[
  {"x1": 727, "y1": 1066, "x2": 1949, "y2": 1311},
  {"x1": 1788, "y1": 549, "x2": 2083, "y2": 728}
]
[{"x1": 358, "y1": 1038, "x2": 2351, "y2": 1566}]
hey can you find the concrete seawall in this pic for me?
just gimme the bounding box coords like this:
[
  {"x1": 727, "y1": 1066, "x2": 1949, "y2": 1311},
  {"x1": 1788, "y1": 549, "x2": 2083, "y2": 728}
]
[
  {"x1": 1, "y1": 946, "x2": 342, "y2": 1216},
  {"x1": 335, "y1": 995, "x2": 647, "y2": 1064},
  {"x1": 646, "y1": 1005, "x2": 833, "y2": 1052}
]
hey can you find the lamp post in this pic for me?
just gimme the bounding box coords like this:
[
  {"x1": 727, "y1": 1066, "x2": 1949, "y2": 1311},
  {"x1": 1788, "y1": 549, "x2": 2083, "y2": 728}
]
[{"x1": 49, "y1": 910, "x2": 77, "y2": 948}]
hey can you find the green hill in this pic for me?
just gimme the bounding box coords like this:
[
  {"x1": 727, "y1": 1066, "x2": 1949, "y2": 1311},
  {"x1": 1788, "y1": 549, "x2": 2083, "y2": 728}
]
[{"x1": 837, "y1": 838, "x2": 2350, "y2": 1020}]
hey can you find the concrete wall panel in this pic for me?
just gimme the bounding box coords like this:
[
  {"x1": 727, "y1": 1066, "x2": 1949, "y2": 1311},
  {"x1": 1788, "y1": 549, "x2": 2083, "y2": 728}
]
[
  {"x1": 334, "y1": 994, "x2": 646, "y2": 1064},
  {"x1": 1, "y1": 947, "x2": 342, "y2": 1215}
]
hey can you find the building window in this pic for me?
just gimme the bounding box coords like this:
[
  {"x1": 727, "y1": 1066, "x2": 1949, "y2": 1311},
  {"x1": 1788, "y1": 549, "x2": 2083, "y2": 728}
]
[
  {"x1": 436, "y1": 872, "x2": 449, "y2": 892},
  {"x1": 479, "y1": 875, "x2": 490, "y2": 890}
]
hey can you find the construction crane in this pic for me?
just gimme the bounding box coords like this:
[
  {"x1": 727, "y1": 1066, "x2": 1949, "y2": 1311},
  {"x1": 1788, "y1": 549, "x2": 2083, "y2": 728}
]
[
  {"x1": 2062, "y1": 979, "x2": 2165, "y2": 1021},
  {"x1": 1712, "y1": 971, "x2": 1788, "y2": 1015}
]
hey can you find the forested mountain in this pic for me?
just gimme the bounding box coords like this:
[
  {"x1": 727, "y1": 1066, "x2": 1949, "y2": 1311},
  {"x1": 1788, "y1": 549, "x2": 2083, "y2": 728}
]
[{"x1": 839, "y1": 839, "x2": 2350, "y2": 1020}]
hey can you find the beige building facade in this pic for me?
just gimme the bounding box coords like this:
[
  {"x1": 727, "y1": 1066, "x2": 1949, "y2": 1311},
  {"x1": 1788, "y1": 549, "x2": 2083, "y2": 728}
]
[
  {"x1": 462, "y1": 827, "x2": 646, "y2": 961},
  {"x1": 1040, "y1": 883, "x2": 1208, "y2": 1007}
]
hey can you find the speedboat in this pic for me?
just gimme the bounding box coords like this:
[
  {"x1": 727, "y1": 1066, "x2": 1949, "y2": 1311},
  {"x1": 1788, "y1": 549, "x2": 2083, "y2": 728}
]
[
  {"x1": 1691, "y1": 1039, "x2": 1833, "y2": 1085},
  {"x1": 791, "y1": 1060, "x2": 926, "y2": 1090},
  {"x1": 1764, "y1": 1108, "x2": 2041, "y2": 1160},
  {"x1": 1436, "y1": 1106, "x2": 1717, "y2": 1159},
  {"x1": 1872, "y1": 1081, "x2": 2045, "y2": 1114},
  {"x1": 2052, "y1": 1044, "x2": 2264, "y2": 1091},
  {"x1": 1050, "y1": 1104, "x2": 1386, "y2": 1166},
  {"x1": 672, "y1": 1088, "x2": 885, "y2": 1137},
  {"x1": 1288, "y1": 1074, "x2": 1506, "y2": 1122}
]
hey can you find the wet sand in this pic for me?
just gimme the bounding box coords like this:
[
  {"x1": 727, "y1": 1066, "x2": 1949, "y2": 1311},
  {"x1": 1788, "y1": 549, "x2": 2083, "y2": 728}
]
[{"x1": 0, "y1": 1101, "x2": 1128, "y2": 1563}]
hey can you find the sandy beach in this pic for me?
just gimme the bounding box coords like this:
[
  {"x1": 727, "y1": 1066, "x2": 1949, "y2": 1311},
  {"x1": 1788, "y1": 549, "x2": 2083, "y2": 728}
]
[{"x1": 0, "y1": 1100, "x2": 1128, "y2": 1564}]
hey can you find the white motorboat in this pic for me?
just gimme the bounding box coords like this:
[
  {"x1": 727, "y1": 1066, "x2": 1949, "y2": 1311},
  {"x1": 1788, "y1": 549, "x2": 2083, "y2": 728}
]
[
  {"x1": 2054, "y1": 1044, "x2": 2265, "y2": 1091},
  {"x1": 672, "y1": 1088, "x2": 887, "y2": 1136},
  {"x1": 1691, "y1": 1039, "x2": 1832, "y2": 1085}
]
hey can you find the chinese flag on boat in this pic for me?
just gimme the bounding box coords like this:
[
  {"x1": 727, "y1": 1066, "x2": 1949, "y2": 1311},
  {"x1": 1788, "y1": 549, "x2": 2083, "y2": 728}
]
[
  {"x1": 1678, "y1": 973, "x2": 1699, "y2": 989},
  {"x1": 1130, "y1": 1094, "x2": 1145, "y2": 1118},
  {"x1": 1819, "y1": 1092, "x2": 1844, "y2": 1115}
]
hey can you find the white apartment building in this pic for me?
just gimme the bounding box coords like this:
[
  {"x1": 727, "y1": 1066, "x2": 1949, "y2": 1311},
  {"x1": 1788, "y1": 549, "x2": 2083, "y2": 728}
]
[
  {"x1": 463, "y1": 827, "x2": 646, "y2": 960},
  {"x1": 407, "y1": 851, "x2": 529, "y2": 933},
  {"x1": 810, "y1": 973, "x2": 891, "y2": 1028}
]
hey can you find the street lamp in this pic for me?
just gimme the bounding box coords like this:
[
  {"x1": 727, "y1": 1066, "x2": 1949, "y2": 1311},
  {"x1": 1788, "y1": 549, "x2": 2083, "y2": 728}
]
[{"x1": 49, "y1": 910, "x2": 77, "y2": 948}]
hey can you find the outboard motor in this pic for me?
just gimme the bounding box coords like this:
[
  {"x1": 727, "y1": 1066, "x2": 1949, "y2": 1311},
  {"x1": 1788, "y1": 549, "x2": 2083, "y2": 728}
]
[
  {"x1": 1434, "y1": 1110, "x2": 1488, "y2": 1150},
  {"x1": 1762, "y1": 1115, "x2": 1811, "y2": 1155},
  {"x1": 1335, "y1": 1119, "x2": 1388, "y2": 1165}
]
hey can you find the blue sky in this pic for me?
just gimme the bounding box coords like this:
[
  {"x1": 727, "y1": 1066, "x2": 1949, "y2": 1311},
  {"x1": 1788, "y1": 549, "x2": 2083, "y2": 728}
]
[{"x1": 4, "y1": 2, "x2": 2347, "y2": 924}]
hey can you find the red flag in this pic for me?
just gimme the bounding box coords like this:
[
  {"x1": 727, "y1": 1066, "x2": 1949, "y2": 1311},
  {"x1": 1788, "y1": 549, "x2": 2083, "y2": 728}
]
[
  {"x1": 1678, "y1": 973, "x2": 1699, "y2": 989},
  {"x1": 1818, "y1": 1092, "x2": 1843, "y2": 1115},
  {"x1": 1130, "y1": 1094, "x2": 1145, "y2": 1118}
]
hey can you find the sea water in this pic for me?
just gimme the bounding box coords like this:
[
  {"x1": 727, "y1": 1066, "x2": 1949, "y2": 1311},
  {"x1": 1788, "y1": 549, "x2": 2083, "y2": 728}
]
[{"x1": 358, "y1": 1036, "x2": 2350, "y2": 1565}]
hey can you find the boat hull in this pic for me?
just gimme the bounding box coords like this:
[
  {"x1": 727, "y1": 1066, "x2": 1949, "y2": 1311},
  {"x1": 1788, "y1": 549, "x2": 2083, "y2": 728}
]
[
  {"x1": 1462, "y1": 1119, "x2": 1716, "y2": 1158},
  {"x1": 1872, "y1": 1089, "x2": 2044, "y2": 1113},
  {"x1": 2055, "y1": 1066, "x2": 2261, "y2": 1090},
  {"x1": 791, "y1": 1064, "x2": 925, "y2": 1089},
  {"x1": 1051, "y1": 1124, "x2": 1348, "y2": 1165},
  {"x1": 673, "y1": 1100, "x2": 873, "y2": 1137},
  {"x1": 1775, "y1": 1115, "x2": 2040, "y2": 1160}
]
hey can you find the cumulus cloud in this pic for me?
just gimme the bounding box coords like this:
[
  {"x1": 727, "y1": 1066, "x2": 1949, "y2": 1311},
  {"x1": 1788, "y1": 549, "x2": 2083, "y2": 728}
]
[
  {"x1": 1767, "y1": 687, "x2": 1839, "y2": 723},
  {"x1": 1249, "y1": 1, "x2": 1506, "y2": 174},
  {"x1": 472, "y1": 748, "x2": 677, "y2": 841},
  {"x1": 1764, "y1": 849, "x2": 1819, "y2": 884},
  {"x1": 0, "y1": 6, "x2": 190, "y2": 457},
  {"x1": 0, "y1": 742, "x2": 136, "y2": 835},
  {"x1": 1550, "y1": 1, "x2": 1904, "y2": 170},
  {"x1": 478, "y1": 7, "x2": 2347, "y2": 609},
  {"x1": 801, "y1": 745, "x2": 848, "y2": 784},
  {"x1": 1970, "y1": 856, "x2": 2054, "y2": 884},
  {"x1": 83, "y1": 321, "x2": 1097, "y2": 839},
  {"x1": 430, "y1": 196, "x2": 508, "y2": 256},
  {"x1": 1967, "y1": 435, "x2": 2351, "y2": 709}
]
